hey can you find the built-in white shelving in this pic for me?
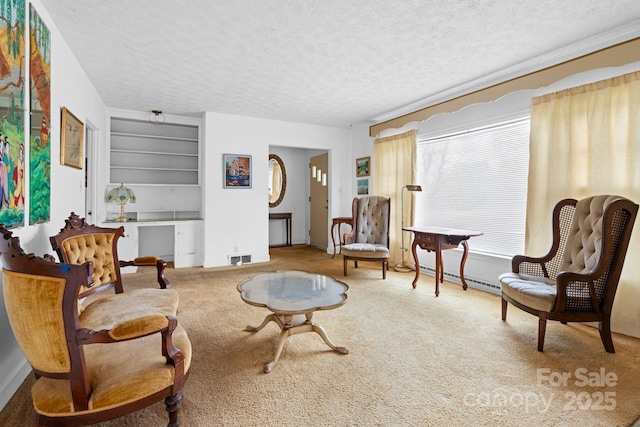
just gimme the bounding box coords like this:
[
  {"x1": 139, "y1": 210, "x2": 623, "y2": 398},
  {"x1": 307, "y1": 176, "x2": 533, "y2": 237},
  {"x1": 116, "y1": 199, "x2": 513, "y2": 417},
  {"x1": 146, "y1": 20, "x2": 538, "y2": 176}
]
[
  {"x1": 110, "y1": 117, "x2": 200, "y2": 186},
  {"x1": 106, "y1": 111, "x2": 204, "y2": 267}
]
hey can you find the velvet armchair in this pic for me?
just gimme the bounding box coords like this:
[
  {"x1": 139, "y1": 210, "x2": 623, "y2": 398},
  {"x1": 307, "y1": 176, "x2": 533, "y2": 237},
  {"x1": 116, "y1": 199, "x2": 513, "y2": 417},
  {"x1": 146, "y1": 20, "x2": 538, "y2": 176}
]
[{"x1": 1, "y1": 226, "x2": 191, "y2": 426}]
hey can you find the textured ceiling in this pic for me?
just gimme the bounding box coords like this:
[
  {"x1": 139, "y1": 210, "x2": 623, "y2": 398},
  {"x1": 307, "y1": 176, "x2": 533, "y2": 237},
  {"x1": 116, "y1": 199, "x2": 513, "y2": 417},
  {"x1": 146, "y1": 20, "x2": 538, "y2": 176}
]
[{"x1": 40, "y1": 0, "x2": 640, "y2": 128}]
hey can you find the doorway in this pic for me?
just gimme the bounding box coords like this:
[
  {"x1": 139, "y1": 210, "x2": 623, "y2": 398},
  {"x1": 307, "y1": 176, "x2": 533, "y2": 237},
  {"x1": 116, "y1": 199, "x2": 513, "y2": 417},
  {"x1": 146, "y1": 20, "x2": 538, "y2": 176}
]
[
  {"x1": 84, "y1": 122, "x2": 98, "y2": 224},
  {"x1": 309, "y1": 153, "x2": 328, "y2": 250}
]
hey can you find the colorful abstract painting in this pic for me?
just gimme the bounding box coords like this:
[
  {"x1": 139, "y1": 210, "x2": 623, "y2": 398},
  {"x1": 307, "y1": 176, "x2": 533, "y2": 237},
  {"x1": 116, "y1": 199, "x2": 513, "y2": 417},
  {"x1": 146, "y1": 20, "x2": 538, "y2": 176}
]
[
  {"x1": 223, "y1": 154, "x2": 252, "y2": 189},
  {"x1": 29, "y1": 4, "x2": 50, "y2": 224},
  {"x1": 0, "y1": 0, "x2": 25, "y2": 228}
]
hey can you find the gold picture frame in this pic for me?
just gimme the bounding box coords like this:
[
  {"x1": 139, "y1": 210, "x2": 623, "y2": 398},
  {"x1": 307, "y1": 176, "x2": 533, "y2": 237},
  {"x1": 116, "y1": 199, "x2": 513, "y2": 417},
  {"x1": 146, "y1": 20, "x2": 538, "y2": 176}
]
[
  {"x1": 60, "y1": 107, "x2": 84, "y2": 169},
  {"x1": 356, "y1": 156, "x2": 370, "y2": 177}
]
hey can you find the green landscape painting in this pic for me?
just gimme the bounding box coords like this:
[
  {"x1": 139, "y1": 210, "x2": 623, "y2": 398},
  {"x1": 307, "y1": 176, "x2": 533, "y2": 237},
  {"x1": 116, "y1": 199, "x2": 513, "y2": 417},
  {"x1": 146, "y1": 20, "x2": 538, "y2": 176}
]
[
  {"x1": 0, "y1": 0, "x2": 25, "y2": 228},
  {"x1": 29, "y1": 4, "x2": 50, "y2": 224}
]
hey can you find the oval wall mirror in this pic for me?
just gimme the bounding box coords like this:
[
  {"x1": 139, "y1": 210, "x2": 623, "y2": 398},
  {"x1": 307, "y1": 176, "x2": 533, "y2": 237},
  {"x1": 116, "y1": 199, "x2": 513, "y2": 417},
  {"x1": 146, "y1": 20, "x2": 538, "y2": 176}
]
[{"x1": 268, "y1": 154, "x2": 286, "y2": 207}]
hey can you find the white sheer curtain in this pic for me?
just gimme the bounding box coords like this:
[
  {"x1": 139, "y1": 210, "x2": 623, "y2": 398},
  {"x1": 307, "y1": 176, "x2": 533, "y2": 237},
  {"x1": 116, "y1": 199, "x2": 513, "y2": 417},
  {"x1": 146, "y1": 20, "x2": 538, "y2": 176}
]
[
  {"x1": 373, "y1": 129, "x2": 416, "y2": 266},
  {"x1": 528, "y1": 70, "x2": 640, "y2": 337}
]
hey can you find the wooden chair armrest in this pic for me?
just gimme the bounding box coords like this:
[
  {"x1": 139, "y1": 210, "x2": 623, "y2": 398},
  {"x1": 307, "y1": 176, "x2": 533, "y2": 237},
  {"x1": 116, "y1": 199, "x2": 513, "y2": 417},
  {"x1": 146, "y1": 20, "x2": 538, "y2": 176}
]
[
  {"x1": 344, "y1": 229, "x2": 356, "y2": 244},
  {"x1": 76, "y1": 313, "x2": 171, "y2": 344},
  {"x1": 119, "y1": 258, "x2": 171, "y2": 289},
  {"x1": 511, "y1": 255, "x2": 550, "y2": 277},
  {"x1": 554, "y1": 271, "x2": 601, "y2": 313},
  {"x1": 76, "y1": 315, "x2": 184, "y2": 374}
]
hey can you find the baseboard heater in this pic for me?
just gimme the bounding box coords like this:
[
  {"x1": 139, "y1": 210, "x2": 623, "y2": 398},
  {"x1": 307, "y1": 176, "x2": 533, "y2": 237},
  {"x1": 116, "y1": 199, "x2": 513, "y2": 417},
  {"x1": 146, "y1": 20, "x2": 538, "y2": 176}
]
[
  {"x1": 420, "y1": 266, "x2": 501, "y2": 294},
  {"x1": 228, "y1": 254, "x2": 252, "y2": 266}
]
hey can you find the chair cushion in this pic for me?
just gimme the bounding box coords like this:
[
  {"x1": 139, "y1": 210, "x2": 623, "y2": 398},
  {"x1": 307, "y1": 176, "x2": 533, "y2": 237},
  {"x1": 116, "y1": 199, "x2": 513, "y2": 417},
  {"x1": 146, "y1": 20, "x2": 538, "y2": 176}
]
[
  {"x1": 79, "y1": 288, "x2": 180, "y2": 330},
  {"x1": 31, "y1": 323, "x2": 192, "y2": 417},
  {"x1": 499, "y1": 272, "x2": 557, "y2": 312},
  {"x1": 342, "y1": 243, "x2": 390, "y2": 259}
]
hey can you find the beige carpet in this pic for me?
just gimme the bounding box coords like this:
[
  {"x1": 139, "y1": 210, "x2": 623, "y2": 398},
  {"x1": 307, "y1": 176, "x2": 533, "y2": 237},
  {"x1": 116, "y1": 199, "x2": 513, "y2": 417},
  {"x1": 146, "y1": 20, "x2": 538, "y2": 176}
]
[{"x1": 2, "y1": 245, "x2": 640, "y2": 427}]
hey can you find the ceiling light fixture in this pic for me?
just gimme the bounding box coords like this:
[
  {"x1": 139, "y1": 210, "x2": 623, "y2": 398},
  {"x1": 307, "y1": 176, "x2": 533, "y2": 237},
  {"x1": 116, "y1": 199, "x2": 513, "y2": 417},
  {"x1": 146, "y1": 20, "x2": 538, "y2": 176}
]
[{"x1": 149, "y1": 109, "x2": 165, "y2": 126}]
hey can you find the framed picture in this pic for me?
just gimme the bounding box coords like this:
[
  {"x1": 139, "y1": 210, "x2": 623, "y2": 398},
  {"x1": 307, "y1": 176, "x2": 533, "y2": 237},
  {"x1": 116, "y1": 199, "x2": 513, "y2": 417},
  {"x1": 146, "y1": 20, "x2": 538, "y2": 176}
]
[
  {"x1": 60, "y1": 107, "x2": 84, "y2": 169},
  {"x1": 356, "y1": 156, "x2": 370, "y2": 177},
  {"x1": 357, "y1": 178, "x2": 369, "y2": 195},
  {"x1": 223, "y1": 154, "x2": 252, "y2": 188}
]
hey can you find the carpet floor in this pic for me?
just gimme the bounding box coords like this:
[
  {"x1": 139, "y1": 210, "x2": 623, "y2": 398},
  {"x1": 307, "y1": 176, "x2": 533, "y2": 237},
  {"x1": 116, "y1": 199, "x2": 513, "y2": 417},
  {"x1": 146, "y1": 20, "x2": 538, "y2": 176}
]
[{"x1": 2, "y1": 245, "x2": 640, "y2": 426}]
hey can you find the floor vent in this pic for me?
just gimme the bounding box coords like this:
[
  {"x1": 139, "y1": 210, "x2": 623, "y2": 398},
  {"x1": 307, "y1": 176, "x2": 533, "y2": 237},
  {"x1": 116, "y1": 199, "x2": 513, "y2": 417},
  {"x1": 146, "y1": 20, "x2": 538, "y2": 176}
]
[
  {"x1": 228, "y1": 254, "x2": 252, "y2": 266},
  {"x1": 421, "y1": 266, "x2": 501, "y2": 295}
]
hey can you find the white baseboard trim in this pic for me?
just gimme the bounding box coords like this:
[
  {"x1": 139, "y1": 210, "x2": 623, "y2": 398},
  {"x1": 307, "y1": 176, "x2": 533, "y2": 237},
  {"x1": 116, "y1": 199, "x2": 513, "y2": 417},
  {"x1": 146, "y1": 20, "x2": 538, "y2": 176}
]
[{"x1": 0, "y1": 357, "x2": 31, "y2": 412}]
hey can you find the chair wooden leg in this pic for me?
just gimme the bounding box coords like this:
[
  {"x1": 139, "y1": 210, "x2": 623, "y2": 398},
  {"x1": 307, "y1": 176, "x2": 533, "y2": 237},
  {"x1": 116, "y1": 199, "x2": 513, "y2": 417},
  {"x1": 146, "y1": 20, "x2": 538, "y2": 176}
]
[
  {"x1": 537, "y1": 316, "x2": 547, "y2": 352},
  {"x1": 599, "y1": 317, "x2": 615, "y2": 353},
  {"x1": 382, "y1": 261, "x2": 387, "y2": 279},
  {"x1": 343, "y1": 258, "x2": 348, "y2": 276},
  {"x1": 165, "y1": 392, "x2": 182, "y2": 427},
  {"x1": 501, "y1": 298, "x2": 508, "y2": 321}
]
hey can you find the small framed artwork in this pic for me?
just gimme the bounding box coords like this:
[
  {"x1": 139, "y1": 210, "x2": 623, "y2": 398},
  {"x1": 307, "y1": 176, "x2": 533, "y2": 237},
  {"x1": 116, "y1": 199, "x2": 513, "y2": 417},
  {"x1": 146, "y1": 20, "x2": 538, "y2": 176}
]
[
  {"x1": 60, "y1": 107, "x2": 84, "y2": 169},
  {"x1": 356, "y1": 156, "x2": 370, "y2": 177},
  {"x1": 357, "y1": 178, "x2": 369, "y2": 195},
  {"x1": 223, "y1": 154, "x2": 252, "y2": 188}
]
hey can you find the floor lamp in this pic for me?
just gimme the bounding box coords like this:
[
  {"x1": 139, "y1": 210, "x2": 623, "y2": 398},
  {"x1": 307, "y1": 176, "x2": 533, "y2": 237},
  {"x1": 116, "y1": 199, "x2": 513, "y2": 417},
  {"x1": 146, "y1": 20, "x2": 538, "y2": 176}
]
[{"x1": 394, "y1": 184, "x2": 422, "y2": 272}]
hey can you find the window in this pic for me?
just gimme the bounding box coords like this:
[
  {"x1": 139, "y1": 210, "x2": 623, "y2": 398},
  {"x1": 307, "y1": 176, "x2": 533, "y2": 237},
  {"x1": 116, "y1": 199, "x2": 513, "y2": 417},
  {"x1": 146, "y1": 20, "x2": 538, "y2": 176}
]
[{"x1": 414, "y1": 118, "x2": 530, "y2": 257}]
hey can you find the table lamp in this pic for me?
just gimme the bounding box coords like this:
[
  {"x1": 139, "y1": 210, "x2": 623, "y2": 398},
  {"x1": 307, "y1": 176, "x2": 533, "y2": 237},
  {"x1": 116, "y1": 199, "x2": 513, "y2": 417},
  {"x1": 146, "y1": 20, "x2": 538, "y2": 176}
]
[
  {"x1": 106, "y1": 183, "x2": 136, "y2": 222},
  {"x1": 395, "y1": 184, "x2": 422, "y2": 272}
]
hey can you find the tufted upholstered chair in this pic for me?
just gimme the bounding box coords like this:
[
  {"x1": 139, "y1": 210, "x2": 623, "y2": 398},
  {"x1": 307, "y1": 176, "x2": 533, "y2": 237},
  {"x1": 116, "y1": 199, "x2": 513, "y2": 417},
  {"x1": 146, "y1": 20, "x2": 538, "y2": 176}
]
[
  {"x1": 50, "y1": 212, "x2": 171, "y2": 298},
  {"x1": 499, "y1": 195, "x2": 638, "y2": 353},
  {"x1": 1, "y1": 226, "x2": 191, "y2": 426},
  {"x1": 49, "y1": 213, "x2": 179, "y2": 327},
  {"x1": 342, "y1": 196, "x2": 391, "y2": 279}
]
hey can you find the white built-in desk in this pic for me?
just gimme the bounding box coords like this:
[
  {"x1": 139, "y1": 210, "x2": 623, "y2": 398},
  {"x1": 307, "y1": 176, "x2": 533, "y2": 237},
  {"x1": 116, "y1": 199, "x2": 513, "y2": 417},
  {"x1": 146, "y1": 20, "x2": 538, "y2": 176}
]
[{"x1": 102, "y1": 219, "x2": 203, "y2": 269}]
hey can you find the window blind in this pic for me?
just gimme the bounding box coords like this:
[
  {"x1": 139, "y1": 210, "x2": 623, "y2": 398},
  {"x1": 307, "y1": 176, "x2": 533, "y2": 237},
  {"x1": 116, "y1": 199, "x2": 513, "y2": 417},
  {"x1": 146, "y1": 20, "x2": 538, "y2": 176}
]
[{"x1": 414, "y1": 118, "x2": 530, "y2": 257}]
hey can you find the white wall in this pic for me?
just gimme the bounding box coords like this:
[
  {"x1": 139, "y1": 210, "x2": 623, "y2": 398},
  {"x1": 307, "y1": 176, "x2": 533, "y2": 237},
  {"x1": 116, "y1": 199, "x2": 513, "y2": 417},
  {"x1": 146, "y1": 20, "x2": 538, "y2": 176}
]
[
  {"x1": 350, "y1": 121, "x2": 374, "y2": 196},
  {"x1": 201, "y1": 112, "x2": 352, "y2": 268},
  {"x1": 0, "y1": 0, "x2": 109, "y2": 411}
]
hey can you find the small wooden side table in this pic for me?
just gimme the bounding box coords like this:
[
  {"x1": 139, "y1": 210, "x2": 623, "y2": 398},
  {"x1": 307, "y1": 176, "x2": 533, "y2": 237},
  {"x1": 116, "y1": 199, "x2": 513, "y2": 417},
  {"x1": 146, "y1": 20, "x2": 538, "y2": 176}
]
[
  {"x1": 403, "y1": 226, "x2": 483, "y2": 296},
  {"x1": 269, "y1": 212, "x2": 292, "y2": 248},
  {"x1": 331, "y1": 217, "x2": 353, "y2": 258}
]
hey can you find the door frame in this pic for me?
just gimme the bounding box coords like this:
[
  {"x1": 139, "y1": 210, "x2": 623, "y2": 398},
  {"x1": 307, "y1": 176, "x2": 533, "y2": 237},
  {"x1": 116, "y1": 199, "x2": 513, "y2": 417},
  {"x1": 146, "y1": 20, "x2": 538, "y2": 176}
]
[{"x1": 84, "y1": 121, "x2": 99, "y2": 224}]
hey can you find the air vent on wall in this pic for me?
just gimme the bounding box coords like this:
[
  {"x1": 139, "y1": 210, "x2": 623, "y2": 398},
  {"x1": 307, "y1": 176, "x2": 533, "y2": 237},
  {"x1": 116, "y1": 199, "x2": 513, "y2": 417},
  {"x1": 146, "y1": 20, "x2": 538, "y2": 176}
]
[{"x1": 228, "y1": 254, "x2": 252, "y2": 266}]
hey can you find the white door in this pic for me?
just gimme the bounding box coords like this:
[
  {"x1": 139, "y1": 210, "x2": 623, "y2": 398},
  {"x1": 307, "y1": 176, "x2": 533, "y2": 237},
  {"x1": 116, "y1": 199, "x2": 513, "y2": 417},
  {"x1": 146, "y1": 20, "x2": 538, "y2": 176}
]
[{"x1": 309, "y1": 153, "x2": 328, "y2": 249}]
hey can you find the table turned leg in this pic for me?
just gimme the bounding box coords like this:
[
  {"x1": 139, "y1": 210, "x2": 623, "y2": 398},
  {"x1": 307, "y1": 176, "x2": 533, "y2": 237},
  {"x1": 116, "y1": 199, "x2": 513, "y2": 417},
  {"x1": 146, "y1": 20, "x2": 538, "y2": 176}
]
[
  {"x1": 434, "y1": 237, "x2": 444, "y2": 297},
  {"x1": 254, "y1": 312, "x2": 348, "y2": 373},
  {"x1": 310, "y1": 323, "x2": 349, "y2": 354},
  {"x1": 265, "y1": 328, "x2": 292, "y2": 373},
  {"x1": 244, "y1": 313, "x2": 278, "y2": 332},
  {"x1": 331, "y1": 222, "x2": 338, "y2": 258},
  {"x1": 459, "y1": 240, "x2": 470, "y2": 290},
  {"x1": 411, "y1": 239, "x2": 420, "y2": 289}
]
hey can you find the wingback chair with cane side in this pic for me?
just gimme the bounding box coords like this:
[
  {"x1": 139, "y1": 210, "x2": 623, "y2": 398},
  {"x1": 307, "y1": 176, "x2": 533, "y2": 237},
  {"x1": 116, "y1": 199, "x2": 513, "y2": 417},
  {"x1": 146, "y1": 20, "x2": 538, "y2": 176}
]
[
  {"x1": 49, "y1": 212, "x2": 179, "y2": 326},
  {"x1": 0, "y1": 226, "x2": 192, "y2": 426},
  {"x1": 342, "y1": 196, "x2": 391, "y2": 279},
  {"x1": 499, "y1": 195, "x2": 638, "y2": 353}
]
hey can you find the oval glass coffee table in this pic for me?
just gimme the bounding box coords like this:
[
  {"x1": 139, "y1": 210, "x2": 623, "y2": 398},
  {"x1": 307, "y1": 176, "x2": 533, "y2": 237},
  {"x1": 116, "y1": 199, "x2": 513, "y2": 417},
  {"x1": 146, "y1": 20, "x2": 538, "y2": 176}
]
[{"x1": 237, "y1": 270, "x2": 349, "y2": 373}]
